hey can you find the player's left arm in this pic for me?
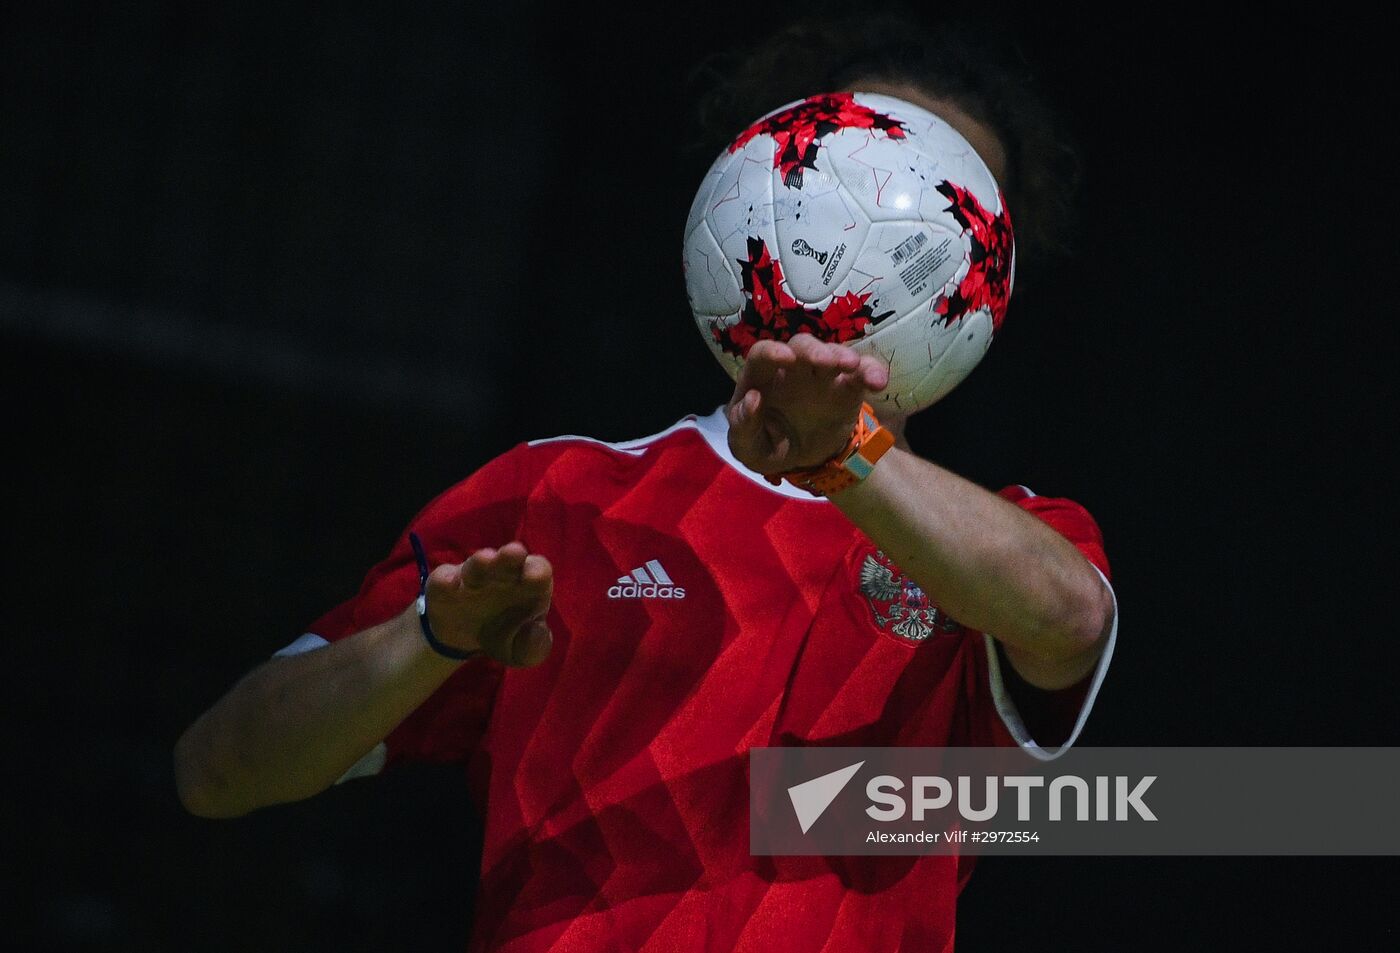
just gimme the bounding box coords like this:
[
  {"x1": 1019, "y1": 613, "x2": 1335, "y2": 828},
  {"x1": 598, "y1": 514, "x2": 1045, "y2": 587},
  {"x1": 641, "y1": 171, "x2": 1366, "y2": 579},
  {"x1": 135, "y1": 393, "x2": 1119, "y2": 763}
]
[
  {"x1": 833, "y1": 450, "x2": 1112, "y2": 689},
  {"x1": 727, "y1": 334, "x2": 1113, "y2": 690}
]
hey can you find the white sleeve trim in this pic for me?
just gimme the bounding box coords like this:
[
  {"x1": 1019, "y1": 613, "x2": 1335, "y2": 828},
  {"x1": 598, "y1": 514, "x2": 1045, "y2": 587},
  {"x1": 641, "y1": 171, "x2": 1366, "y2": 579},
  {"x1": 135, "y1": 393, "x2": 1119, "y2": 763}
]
[
  {"x1": 335, "y1": 743, "x2": 388, "y2": 784},
  {"x1": 271, "y1": 632, "x2": 387, "y2": 783},
  {"x1": 985, "y1": 564, "x2": 1118, "y2": 762},
  {"x1": 272, "y1": 632, "x2": 331, "y2": 657}
]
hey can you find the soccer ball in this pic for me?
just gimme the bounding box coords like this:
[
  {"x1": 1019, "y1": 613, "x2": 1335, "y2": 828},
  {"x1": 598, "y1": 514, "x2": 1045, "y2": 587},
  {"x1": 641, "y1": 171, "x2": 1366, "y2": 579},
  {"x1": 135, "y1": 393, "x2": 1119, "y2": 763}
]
[{"x1": 683, "y1": 92, "x2": 1015, "y2": 413}]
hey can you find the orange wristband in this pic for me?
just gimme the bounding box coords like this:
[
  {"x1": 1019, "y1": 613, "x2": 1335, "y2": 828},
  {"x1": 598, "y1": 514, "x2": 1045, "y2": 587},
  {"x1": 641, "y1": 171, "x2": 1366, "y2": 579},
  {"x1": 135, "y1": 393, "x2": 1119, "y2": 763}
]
[{"x1": 767, "y1": 403, "x2": 895, "y2": 497}]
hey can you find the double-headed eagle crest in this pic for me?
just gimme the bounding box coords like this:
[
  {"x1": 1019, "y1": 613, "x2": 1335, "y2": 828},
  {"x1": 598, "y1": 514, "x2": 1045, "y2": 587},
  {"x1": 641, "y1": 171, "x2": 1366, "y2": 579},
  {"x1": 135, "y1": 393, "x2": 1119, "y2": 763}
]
[{"x1": 858, "y1": 550, "x2": 962, "y2": 643}]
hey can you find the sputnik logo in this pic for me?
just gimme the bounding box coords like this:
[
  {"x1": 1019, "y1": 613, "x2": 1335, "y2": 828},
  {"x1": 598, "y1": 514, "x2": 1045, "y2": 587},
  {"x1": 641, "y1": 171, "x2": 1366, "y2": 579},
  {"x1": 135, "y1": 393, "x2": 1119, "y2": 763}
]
[{"x1": 787, "y1": 761, "x2": 864, "y2": 834}]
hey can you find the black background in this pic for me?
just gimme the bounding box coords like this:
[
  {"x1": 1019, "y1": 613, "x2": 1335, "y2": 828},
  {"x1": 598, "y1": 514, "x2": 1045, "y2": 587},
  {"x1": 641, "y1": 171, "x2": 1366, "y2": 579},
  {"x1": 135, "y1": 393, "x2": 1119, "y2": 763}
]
[{"x1": 6, "y1": 2, "x2": 1397, "y2": 950}]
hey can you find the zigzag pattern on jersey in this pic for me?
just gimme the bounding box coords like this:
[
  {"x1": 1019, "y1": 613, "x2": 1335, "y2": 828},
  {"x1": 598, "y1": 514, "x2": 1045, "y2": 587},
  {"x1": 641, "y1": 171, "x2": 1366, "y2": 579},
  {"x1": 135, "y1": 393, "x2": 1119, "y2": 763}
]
[{"x1": 462, "y1": 432, "x2": 983, "y2": 953}]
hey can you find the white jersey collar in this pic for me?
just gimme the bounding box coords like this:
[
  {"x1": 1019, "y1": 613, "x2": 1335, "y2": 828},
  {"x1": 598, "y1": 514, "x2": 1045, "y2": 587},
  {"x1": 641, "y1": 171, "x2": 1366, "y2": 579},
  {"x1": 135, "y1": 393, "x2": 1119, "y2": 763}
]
[{"x1": 528, "y1": 406, "x2": 827, "y2": 503}]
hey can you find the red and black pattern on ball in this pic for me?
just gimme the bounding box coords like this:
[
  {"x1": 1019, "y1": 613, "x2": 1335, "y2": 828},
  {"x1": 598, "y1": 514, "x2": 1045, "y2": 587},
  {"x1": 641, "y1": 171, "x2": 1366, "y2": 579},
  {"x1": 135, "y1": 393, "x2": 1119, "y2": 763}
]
[
  {"x1": 729, "y1": 92, "x2": 906, "y2": 189},
  {"x1": 934, "y1": 181, "x2": 1014, "y2": 330},
  {"x1": 711, "y1": 237, "x2": 893, "y2": 357}
]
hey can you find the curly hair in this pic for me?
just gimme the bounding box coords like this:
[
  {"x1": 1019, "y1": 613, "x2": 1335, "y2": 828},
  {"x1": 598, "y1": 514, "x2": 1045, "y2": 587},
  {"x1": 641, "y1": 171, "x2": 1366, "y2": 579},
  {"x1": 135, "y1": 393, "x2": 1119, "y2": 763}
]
[{"x1": 691, "y1": 9, "x2": 1082, "y2": 287}]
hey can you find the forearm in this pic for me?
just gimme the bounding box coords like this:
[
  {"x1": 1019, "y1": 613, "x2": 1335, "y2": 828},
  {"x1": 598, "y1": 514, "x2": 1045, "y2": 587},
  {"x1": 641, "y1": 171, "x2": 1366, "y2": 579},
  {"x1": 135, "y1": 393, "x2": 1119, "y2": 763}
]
[
  {"x1": 834, "y1": 448, "x2": 1111, "y2": 668},
  {"x1": 174, "y1": 604, "x2": 463, "y2": 818}
]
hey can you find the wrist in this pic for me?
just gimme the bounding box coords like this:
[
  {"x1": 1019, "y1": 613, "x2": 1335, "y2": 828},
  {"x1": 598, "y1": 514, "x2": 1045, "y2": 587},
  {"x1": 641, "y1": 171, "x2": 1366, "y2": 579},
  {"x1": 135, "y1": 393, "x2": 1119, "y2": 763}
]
[
  {"x1": 770, "y1": 403, "x2": 896, "y2": 497},
  {"x1": 410, "y1": 532, "x2": 482, "y2": 662},
  {"x1": 372, "y1": 605, "x2": 472, "y2": 678}
]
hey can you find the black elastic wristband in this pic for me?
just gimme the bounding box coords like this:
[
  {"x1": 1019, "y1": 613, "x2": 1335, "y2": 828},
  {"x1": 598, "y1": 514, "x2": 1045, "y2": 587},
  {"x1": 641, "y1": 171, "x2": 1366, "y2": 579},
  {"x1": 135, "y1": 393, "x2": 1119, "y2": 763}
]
[{"x1": 409, "y1": 531, "x2": 479, "y2": 661}]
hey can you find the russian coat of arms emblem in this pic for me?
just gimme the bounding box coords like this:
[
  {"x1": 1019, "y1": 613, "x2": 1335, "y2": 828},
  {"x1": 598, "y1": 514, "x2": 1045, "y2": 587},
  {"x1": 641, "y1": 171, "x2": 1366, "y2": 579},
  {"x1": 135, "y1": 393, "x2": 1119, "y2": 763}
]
[{"x1": 857, "y1": 550, "x2": 963, "y2": 643}]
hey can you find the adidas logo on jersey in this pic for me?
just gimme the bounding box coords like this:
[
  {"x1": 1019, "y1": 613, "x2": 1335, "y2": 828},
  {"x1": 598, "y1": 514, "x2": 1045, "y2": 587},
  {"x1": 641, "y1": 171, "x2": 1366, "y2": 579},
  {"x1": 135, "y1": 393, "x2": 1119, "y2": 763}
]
[{"x1": 607, "y1": 560, "x2": 686, "y2": 600}]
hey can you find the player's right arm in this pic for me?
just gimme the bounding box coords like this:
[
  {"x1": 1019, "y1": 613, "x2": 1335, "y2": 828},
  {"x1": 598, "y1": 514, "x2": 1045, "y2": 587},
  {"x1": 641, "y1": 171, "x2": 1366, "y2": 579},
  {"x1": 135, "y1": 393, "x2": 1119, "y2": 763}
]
[{"x1": 173, "y1": 542, "x2": 552, "y2": 819}]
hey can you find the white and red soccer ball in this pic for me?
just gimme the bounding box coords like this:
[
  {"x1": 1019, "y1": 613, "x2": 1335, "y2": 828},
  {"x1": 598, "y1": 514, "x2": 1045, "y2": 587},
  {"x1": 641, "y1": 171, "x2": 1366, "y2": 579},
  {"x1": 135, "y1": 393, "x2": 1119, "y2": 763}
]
[{"x1": 683, "y1": 91, "x2": 1014, "y2": 413}]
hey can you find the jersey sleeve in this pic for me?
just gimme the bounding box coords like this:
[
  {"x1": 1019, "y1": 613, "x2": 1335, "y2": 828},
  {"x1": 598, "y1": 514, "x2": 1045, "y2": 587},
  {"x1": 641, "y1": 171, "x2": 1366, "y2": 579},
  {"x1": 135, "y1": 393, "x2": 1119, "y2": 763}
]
[
  {"x1": 273, "y1": 443, "x2": 546, "y2": 778},
  {"x1": 971, "y1": 486, "x2": 1117, "y2": 760}
]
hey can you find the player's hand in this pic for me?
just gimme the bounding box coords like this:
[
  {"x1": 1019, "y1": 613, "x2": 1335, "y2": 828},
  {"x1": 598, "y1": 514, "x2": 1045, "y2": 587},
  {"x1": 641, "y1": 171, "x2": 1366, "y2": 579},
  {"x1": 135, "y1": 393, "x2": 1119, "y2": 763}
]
[
  {"x1": 726, "y1": 333, "x2": 889, "y2": 475},
  {"x1": 423, "y1": 543, "x2": 553, "y2": 667}
]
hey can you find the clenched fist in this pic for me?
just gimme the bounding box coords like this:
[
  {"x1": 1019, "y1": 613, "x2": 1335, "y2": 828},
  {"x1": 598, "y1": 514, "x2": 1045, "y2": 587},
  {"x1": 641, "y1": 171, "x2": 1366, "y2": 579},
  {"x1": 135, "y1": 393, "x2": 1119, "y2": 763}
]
[{"x1": 423, "y1": 542, "x2": 553, "y2": 667}]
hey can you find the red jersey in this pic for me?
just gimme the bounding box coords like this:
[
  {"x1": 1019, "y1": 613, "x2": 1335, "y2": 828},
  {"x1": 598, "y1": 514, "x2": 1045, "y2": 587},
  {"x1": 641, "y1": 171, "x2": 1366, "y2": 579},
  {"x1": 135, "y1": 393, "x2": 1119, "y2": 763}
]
[{"x1": 280, "y1": 408, "x2": 1116, "y2": 952}]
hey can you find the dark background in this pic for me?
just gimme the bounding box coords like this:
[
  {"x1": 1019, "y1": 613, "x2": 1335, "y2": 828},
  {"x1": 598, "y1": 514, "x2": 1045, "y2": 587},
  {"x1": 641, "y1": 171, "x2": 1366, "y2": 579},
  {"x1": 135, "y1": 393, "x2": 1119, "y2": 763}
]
[{"x1": 6, "y1": 2, "x2": 1397, "y2": 950}]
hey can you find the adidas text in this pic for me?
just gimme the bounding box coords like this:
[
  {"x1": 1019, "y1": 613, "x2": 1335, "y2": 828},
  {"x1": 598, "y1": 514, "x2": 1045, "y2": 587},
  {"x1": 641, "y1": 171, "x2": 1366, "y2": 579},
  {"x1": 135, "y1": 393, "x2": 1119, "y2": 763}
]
[
  {"x1": 607, "y1": 583, "x2": 687, "y2": 600},
  {"x1": 609, "y1": 560, "x2": 686, "y2": 600}
]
